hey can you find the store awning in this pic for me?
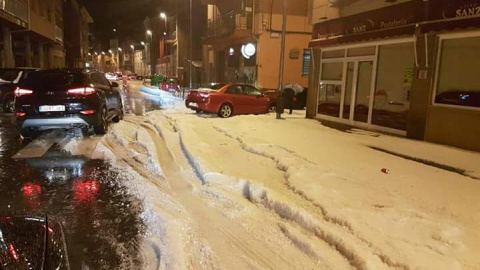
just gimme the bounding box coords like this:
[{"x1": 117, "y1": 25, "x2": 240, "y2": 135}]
[
  {"x1": 309, "y1": 0, "x2": 423, "y2": 48},
  {"x1": 309, "y1": 24, "x2": 416, "y2": 48}
]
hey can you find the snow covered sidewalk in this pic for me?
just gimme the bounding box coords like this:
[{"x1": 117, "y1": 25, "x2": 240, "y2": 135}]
[
  {"x1": 92, "y1": 92, "x2": 480, "y2": 269},
  {"x1": 152, "y1": 103, "x2": 480, "y2": 269}
]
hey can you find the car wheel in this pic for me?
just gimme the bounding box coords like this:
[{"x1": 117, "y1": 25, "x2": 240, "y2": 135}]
[
  {"x1": 113, "y1": 102, "x2": 124, "y2": 123},
  {"x1": 268, "y1": 104, "x2": 276, "y2": 113},
  {"x1": 94, "y1": 107, "x2": 108, "y2": 135},
  {"x1": 4, "y1": 95, "x2": 14, "y2": 113},
  {"x1": 21, "y1": 129, "x2": 34, "y2": 139},
  {"x1": 195, "y1": 110, "x2": 201, "y2": 114},
  {"x1": 218, "y1": 104, "x2": 233, "y2": 118}
]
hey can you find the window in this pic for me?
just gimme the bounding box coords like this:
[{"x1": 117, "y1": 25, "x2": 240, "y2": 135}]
[
  {"x1": 91, "y1": 73, "x2": 108, "y2": 87},
  {"x1": 372, "y1": 42, "x2": 414, "y2": 131},
  {"x1": 243, "y1": 86, "x2": 262, "y2": 96},
  {"x1": 225, "y1": 85, "x2": 243, "y2": 95},
  {"x1": 302, "y1": 50, "x2": 311, "y2": 77},
  {"x1": 321, "y1": 62, "x2": 343, "y2": 81},
  {"x1": 435, "y1": 35, "x2": 480, "y2": 109},
  {"x1": 347, "y1": 46, "x2": 376, "y2": 57},
  {"x1": 322, "y1": 49, "x2": 345, "y2": 59}
]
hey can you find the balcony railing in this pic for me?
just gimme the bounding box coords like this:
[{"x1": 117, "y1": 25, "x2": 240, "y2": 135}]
[
  {"x1": 55, "y1": 26, "x2": 63, "y2": 42},
  {"x1": 205, "y1": 11, "x2": 252, "y2": 39},
  {"x1": 0, "y1": 0, "x2": 28, "y2": 23}
]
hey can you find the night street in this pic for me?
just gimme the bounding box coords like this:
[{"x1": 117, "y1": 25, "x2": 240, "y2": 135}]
[{"x1": 1, "y1": 0, "x2": 480, "y2": 269}]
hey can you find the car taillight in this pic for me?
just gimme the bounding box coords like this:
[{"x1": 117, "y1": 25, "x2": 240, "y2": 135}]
[
  {"x1": 67, "y1": 87, "x2": 95, "y2": 95},
  {"x1": 14, "y1": 87, "x2": 33, "y2": 97}
]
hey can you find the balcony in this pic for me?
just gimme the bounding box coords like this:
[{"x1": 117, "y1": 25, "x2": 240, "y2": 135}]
[
  {"x1": 0, "y1": 0, "x2": 28, "y2": 25},
  {"x1": 205, "y1": 11, "x2": 252, "y2": 40},
  {"x1": 55, "y1": 26, "x2": 63, "y2": 43}
]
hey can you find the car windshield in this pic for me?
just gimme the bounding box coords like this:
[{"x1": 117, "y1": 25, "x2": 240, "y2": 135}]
[
  {"x1": 21, "y1": 72, "x2": 84, "y2": 89},
  {"x1": 200, "y1": 83, "x2": 226, "y2": 91},
  {"x1": 0, "y1": 69, "x2": 20, "y2": 82},
  {"x1": 167, "y1": 78, "x2": 179, "y2": 84}
]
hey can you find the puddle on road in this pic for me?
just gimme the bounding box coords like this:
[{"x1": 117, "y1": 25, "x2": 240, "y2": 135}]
[{"x1": 0, "y1": 149, "x2": 146, "y2": 270}]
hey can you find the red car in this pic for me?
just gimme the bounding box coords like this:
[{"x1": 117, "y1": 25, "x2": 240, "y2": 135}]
[
  {"x1": 161, "y1": 77, "x2": 181, "y2": 93},
  {"x1": 186, "y1": 83, "x2": 271, "y2": 118}
]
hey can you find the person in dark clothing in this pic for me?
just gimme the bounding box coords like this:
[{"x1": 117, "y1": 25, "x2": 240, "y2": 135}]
[{"x1": 283, "y1": 88, "x2": 295, "y2": 115}]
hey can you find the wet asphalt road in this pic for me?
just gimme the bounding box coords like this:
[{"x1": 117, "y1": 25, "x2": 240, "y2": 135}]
[{"x1": 0, "y1": 84, "x2": 165, "y2": 269}]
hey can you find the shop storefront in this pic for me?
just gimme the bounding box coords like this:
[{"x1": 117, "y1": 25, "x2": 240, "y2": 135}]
[{"x1": 307, "y1": 0, "x2": 480, "y2": 151}]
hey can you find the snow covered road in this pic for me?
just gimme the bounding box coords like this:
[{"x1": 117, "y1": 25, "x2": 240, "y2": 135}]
[{"x1": 84, "y1": 84, "x2": 480, "y2": 270}]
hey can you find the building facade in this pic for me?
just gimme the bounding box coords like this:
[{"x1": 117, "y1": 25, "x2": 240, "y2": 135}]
[
  {"x1": 64, "y1": 0, "x2": 93, "y2": 68},
  {"x1": 202, "y1": 0, "x2": 312, "y2": 90},
  {"x1": 1, "y1": 0, "x2": 65, "y2": 69},
  {"x1": 307, "y1": 0, "x2": 480, "y2": 151}
]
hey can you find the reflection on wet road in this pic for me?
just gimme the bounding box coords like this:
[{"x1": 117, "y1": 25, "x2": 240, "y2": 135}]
[
  {"x1": 0, "y1": 148, "x2": 145, "y2": 269},
  {"x1": 0, "y1": 82, "x2": 168, "y2": 269}
]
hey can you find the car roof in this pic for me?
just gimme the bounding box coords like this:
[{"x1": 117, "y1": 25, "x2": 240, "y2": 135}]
[{"x1": 0, "y1": 67, "x2": 39, "y2": 71}]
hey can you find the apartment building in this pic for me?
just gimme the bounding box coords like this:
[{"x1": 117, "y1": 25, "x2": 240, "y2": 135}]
[
  {"x1": 64, "y1": 0, "x2": 93, "y2": 68},
  {"x1": 1, "y1": 0, "x2": 64, "y2": 68},
  {"x1": 307, "y1": 0, "x2": 480, "y2": 151},
  {"x1": 202, "y1": 0, "x2": 312, "y2": 90}
]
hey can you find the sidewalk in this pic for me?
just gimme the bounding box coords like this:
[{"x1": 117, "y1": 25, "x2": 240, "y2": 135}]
[{"x1": 149, "y1": 104, "x2": 480, "y2": 269}]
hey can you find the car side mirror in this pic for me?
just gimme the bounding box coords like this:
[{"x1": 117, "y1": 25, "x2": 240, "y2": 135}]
[{"x1": 111, "y1": 82, "x2": 119, "y2": 88}]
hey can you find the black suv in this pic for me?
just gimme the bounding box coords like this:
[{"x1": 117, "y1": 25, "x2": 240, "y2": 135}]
[
  {"x1": 15, "y1": 69, "x2": 124, "y2": 137},
  {"x1": 0, "y1": 68, "x2": 38, "y2": 113}
]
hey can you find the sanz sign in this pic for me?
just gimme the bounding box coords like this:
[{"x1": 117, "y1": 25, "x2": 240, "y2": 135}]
[{"x1": 430, "y1": 0, "x2": 480, "y2": 20}]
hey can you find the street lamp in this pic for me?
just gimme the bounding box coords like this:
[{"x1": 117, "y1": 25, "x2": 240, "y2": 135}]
[
  {"x1": 146, "y1": 30, "x2": 152, "y2": 36},
  {"x1": 108, "y1": 49, "x2": 113, "y2": 54},
  {"x1": 118, "y1": 47, "x2": 122, "y2": 52},
  {"x1": 113, "y1": 28, "x2": 117, "y2": 32},
  {"x1": 160, "y1": 12, "x2": 166, "y2": 19},
  {"x1": 130, "y1": 45, "x2": 135, "y2": 50},
  {"x1": 101, "y1": 51, "x2": 105, "y2": 55},
  {"x1": 141, "y1": 41, "x2": 145, "y2": 46}
]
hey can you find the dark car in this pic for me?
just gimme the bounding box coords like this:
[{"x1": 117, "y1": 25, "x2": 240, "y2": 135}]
[
  {"x1": 0, "y1": 216, "x2": 70, "y2": 270},
  {"x1": 262, "y1": 87, "x2": 308, "y2": 111},
  {"x1": 15, "y1": 69, "x2": 124, "y2": 137},
  {"x1": 0, "y1": 68, "x2": 38, "y2": 113}
]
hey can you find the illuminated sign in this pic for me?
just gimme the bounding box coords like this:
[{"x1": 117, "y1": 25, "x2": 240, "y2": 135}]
[{"x1": 241, "y1": 43, "x2": 256, "y2": 59}]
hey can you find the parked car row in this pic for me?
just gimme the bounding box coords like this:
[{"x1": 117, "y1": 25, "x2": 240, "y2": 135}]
[
  {"x1": 1, "y1": 68, "x2": 124, "y2": 137},
  {"x1": 185, "y1": 83, "x2": 307, "y2": 118}
]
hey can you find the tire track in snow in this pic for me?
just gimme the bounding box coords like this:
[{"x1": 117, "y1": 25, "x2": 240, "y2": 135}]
[
  {"x1": 212, "y1": 125, "x2": 411, "y2": 270},
  {"x1": 138, "y1": 119, "x2": 298, "y2": 270}
]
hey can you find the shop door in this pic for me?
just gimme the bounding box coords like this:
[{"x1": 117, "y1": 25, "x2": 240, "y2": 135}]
[
  {"x1": 342, "y1": 60, "x2": 374, "y2": 123},
  {"x1": 353, "y1": 61, "x2": 374, "y2": 123}
]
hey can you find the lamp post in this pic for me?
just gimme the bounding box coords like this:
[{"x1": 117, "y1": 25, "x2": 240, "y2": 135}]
[
  {"x1": 146, "y1": 30, "x2": 153, "y2": 76},
  {"x1": 189, "y1": 0, "x2": 193, "y2": 90},
  {"x1": 276, "y1": 0, "x2": 288, "y2": 120}
]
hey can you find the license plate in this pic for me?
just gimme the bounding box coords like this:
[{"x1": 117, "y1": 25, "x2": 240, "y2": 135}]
[
  {"x1": 39, "y1": 105, "x2": 66, "y2": 112},
  {"x1": 189, "y1": 102, "x2": 198, "y2": 108}
]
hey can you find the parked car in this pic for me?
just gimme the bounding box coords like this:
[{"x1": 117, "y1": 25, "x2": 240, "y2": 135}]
[
  {"x1": 136, "y1": 75, "x2": 144, "y2": 80},
  {"x1": 0, "y1": 215, "x2": 70, "y2": 270},
  {"x1": 105, "y1": 73, "x2": 117, "y2": 81},
  {"x1": 0, "y1": 68, "x2": 38, "y2": 113},
  {"x1": 262, "y1": 86, "x2": 308, "y2": 111},
  {"x1": 160, "y1": 77, "x2": 181, "y2": 93},
  {"x1": 186, "y1": 83, "x2": 271, "y2": 118},
  {"x1": 15, "y1": 69, "x2": 124, "y2": 137},
  {"x1": 128, "y1": 74, "x2": 137, "y2": 80}
]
